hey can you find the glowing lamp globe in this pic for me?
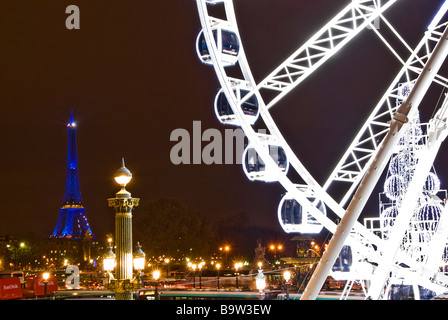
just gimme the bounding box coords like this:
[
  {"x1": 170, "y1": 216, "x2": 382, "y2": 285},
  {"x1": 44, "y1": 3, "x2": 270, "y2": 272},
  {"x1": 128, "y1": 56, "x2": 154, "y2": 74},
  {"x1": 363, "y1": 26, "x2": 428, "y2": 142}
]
[
  {"x1": 133, "y1": 243, "x2": 146, "y2": 271},
  {"x1": 103, "y1": 245, "x2": 116, "y2": 272},
  {"x1": 114, "y1": 157, "x2": 132, "y2": 189},
  {"x1": 103, "y1": 257, "x2": 115, "y2": 272},
  {"x1": 283, "y1": 270, "x2": 291, "y2": 282},
  {"x1": 42, "y1": 272, "x2": 50, "y2": 281},
  {"x1": 114, "y1": 163, "x2": 132, "y2": 187},
  {"x1": 255, "y1": 269, "x2": 266, "y2": 291},
  {"x1": 133, "y1": 258, "x2": 145, "y2": 271}
]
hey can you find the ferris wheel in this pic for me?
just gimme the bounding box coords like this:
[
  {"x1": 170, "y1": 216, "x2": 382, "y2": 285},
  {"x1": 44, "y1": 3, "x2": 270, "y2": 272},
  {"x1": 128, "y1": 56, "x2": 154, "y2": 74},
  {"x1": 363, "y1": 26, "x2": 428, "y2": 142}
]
[{"x1": 195, "y1": 0, "x2": 448, "y2": 299}]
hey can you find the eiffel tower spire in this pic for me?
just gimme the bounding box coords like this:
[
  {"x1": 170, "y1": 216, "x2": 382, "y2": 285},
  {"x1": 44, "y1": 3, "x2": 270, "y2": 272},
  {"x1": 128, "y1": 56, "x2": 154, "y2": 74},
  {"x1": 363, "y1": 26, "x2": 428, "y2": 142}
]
[
  {"x1": 62, "y1": 108, "x2": 82, "y2": 206},
  {"x1": 51, "y1": 110, "x2": 94, "y2": 240}
]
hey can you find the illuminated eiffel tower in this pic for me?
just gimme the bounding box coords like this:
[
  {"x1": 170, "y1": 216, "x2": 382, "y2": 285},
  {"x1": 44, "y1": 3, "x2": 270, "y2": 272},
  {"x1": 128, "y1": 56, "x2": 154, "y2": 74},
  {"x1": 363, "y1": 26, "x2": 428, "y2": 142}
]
[{"x1": 50, "y1": 110, "x2": 94, "y2": 241}]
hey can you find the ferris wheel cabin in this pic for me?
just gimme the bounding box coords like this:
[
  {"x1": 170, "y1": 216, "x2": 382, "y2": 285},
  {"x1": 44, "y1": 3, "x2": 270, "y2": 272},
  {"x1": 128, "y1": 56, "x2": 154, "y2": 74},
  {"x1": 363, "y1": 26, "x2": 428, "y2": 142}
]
[
  {"x1": 196, "y1": 27, "x2": 240, "y2": 67},
  {"x1": 277, "y1": 189, "x2": 325, "y2": 234},
  {"x1": 330, "y1": 243, "x2": 375, "y2": 282},
  {"x1": 242, "y1": 137, "x2": 289, "y2": 182},
  {"x1": 214, "y1": 87, "x2": 259, "y2": 126}
]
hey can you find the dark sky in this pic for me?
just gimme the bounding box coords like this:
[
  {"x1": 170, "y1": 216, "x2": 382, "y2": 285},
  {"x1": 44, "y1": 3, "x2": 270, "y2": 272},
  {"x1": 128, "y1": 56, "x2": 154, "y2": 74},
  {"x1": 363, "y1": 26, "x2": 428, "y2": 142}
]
[{"x1": 1, "y1": 0, "x2": 447, "y2": 240}]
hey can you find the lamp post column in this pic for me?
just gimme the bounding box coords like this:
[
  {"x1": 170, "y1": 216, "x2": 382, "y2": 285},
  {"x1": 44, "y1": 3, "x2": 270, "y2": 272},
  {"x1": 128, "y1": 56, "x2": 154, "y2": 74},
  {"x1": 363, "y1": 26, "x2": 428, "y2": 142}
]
[{"x1": 107, "y1": 158, "x2": 139, "y2": 300}]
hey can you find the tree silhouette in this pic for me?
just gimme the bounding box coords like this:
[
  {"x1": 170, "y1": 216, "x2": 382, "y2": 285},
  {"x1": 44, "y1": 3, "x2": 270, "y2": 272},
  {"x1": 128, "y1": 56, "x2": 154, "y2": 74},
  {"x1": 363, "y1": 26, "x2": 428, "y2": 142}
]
[{"x1": 133, "y1": 198, "x2": 216, "y2": 260}]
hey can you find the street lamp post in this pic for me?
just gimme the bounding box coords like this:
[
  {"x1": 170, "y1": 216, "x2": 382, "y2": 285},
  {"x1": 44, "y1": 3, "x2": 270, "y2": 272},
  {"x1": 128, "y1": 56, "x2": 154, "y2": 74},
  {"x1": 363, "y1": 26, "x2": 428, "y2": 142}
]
[
  {"x1": 283, "y1": 271, "x2": 291, "y2": 300},
  {"x1": 255, "y1": 267, "x2": 266, "y2": 300},
  {"x1": 234, "y1": 262, "x2": 242, "y2": 290},
  {"x1": 220, "y1": 246, "x2": 230, "y2": 268},
  {"x1": 42, "y1": 272, "x2": 50, "y2": 298},
  {"x1": 107, "y1": 158, "x2": 140, "y2": 300},
  {"x1": 216, "y1": 263, "x2": 221, "y2": 290},
  {"x1": 153, "y1": 270, "x2": 160, "y2": 300},
  {"x1": 192, "y1": 264, "x2": 197, "y2": 289},
  {"x1": 164, "y1": 258, "x2": 172, "y2": 280},
  {"x1": 270, "y1": 244, "x2": 283, "y2": 266},
  {"x1": 103, "y1": 244, "x2": 116, "y2": 282},
  {"x1": 198, "y1": 262, "x2": 205, "y2": 289},
  {"x1": 133, "y1": 242, "x2": 146, "y2": 285}
]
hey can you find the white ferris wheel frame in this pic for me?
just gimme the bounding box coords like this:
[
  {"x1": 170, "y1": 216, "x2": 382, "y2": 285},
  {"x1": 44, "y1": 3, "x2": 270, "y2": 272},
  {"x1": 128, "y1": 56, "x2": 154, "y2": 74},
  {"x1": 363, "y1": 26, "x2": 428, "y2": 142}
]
[{"x1": 195, "y1": 0, "x2": 448, "y2": 298}]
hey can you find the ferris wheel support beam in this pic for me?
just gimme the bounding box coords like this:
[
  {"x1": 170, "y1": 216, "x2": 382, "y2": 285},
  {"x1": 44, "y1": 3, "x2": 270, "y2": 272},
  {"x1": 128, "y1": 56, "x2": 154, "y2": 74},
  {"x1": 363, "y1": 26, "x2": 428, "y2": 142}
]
[
  {"x1": 367, "y1": 93, "x2": 448, "y2": 299},
  {"x1": 301, "y1": 25, "x2": 448, "y2": 300},
  {"x1": 424, "y1": 203, "x2": 448, "y2": 287},
  {"x1": 423, "y1": 100, "x2": 448, "y2": 280}
]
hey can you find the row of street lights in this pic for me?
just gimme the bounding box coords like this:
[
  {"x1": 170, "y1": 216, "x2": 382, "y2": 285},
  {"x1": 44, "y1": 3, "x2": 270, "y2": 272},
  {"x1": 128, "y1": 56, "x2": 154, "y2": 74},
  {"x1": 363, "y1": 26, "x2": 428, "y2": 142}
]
[
  {"x1": 183, "y1": 259, "x2": 293, "y2": 298},
  {"x1": 29, "y1": 160, "x2": 295, "y2": 300},
  {"x1": 187, "y1": 261, "x2": 247, "y2": 289},
  {"x1": 218, "y1": 243, "x2": 285, "y2": 267}
]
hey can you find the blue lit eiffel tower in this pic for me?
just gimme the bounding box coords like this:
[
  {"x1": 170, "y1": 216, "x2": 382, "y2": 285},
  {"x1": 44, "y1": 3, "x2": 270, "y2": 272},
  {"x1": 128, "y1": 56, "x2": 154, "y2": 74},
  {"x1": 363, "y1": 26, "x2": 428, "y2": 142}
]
[{"x1": 51, "y1": 110, "x2": 94, "y2": 240}]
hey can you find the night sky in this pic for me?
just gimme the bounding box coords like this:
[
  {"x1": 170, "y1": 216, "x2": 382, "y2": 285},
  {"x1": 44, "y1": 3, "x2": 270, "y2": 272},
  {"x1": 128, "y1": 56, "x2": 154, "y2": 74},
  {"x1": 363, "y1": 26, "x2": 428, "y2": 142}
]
[{"x1": 1, "y1": 0, "x2": 448, "y2": 240}]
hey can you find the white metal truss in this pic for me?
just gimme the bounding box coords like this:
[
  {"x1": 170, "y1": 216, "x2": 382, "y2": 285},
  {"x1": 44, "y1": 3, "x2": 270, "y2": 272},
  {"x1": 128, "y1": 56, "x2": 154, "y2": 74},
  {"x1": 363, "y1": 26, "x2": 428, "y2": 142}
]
[
  {"x1": 325, "y1": 22, "x2": 448, "y2": 209},
  {"x1": 255, "y1": 0, "x2": 399, "y2": 110},
  {"x1": 195, "y1": 0, "x2": 448, "y2": 299},
  {"x1": 366, "y1": 94, "x2": 448, "y2": 299},
  {"x1": 341, "y1": 280, "x2": 368, "y2": 300}
]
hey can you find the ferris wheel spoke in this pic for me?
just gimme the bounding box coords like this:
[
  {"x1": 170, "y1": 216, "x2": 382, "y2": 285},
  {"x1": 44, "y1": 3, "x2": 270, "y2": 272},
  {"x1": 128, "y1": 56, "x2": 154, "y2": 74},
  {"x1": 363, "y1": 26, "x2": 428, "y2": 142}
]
[{"x1": 256, "y1": 0, "x2": 399, "y2": 110}]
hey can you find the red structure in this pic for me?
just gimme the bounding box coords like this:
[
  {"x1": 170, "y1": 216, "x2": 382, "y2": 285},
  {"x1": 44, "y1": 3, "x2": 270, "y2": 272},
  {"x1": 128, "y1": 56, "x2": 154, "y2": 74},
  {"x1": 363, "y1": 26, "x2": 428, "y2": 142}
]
[{"x1": 0, "y1": 277, "x2": 22, "y2": 300}]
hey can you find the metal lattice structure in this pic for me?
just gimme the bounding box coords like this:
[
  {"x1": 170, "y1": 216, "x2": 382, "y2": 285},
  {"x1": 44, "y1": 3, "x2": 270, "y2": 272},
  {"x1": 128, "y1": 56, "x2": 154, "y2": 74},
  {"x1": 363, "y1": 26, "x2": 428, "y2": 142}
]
[
  {"x1": 50, "y1": 110, "x2": 94, "y2": 241},
  {"x1": 195, "y1": 0, "x2": 448, "y2": 299}
]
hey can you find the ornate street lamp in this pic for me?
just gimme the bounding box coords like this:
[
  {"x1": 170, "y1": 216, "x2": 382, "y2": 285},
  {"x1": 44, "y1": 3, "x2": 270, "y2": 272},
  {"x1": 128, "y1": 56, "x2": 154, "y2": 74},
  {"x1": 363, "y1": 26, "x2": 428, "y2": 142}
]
[
  {"x1": 133, "y1": 242, "x2": 146, "y2": 284},
  {"x1": 216, "y1": 263, "x2": 221, "y2": 290},
  {"x1": 107, "y1": 158, "x2": 140, "y2": 300},
  {"x1": 103, "y1": 243, "x2": 116, "y2": 281},
  {"x1": 255, "y1": 267, "x2": 266, "y2": 300}
]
